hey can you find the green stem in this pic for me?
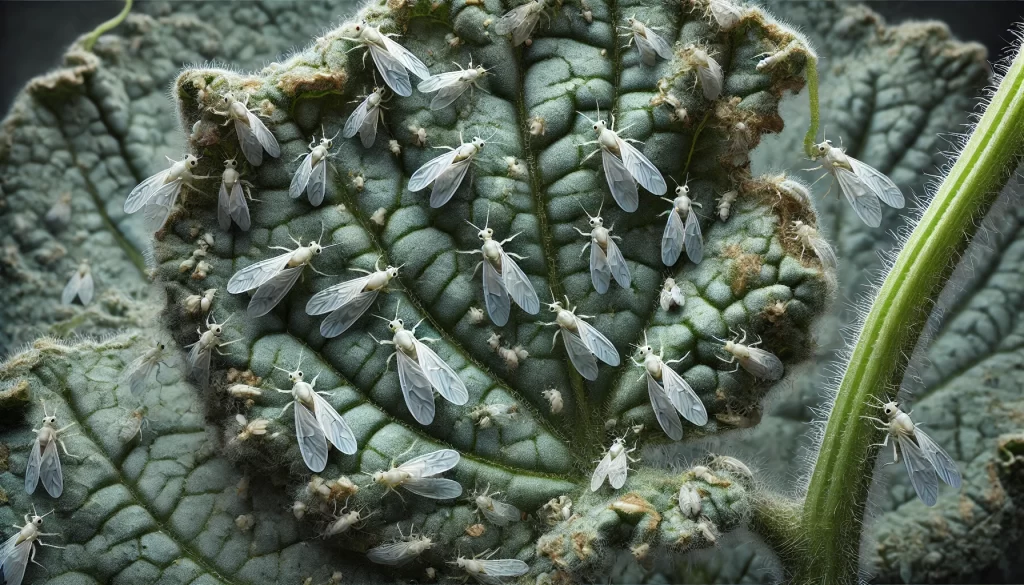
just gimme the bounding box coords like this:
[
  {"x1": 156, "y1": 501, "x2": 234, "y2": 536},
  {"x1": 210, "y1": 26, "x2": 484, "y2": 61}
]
[
  {"x1": 795, "y1": 45, "x2": 1024, "y2": 583},
  {"x1": 81, "y1": 0, "x2": 133, "y2": 51},
  {"x1": 802, "y1": 55, "x2": 820, "y2": 158}
]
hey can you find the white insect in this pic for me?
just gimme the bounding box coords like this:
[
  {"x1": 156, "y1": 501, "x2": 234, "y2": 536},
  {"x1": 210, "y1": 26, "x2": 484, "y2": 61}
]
[
  {"x1": 542, "y1": 295, "x2": 620, "y2": 381},
  {"x1": 233, "y1": 414, "x2": 269, "y2": 442},
  {"x1": 212, "y1": 93, "x2": 280, "y2": 166},
  {"x1": 717, "y1": 190, "x2": 738, "y2": 221},
  {"x1": 590, "y1": 436, "x2": 636, "y2": 491},
  {"x1": 61, "y1": 260, "x2": 94, "y2": 306},
  {"x1": 1, "y1": 508, "x2": 63, "y2": 585},
  {"x1": 185, "y1": 288, "x2": 217, "y2": 315},
  {"x1": 706, "y1": 0, "x2": 744, "y2": 30},
  {"x1": 620, "y1": 17, "x2": 673, "y2": 66},
  {"x1": 417, "y1": 59, "x2": 490, "y2": 110},
  {"x1": 542, "y1": 388, "x2": 563, "y2": 414},
  {"x1": 323, "y1": 501, "x2": 373, "y2": 537},
  {"x1": 457, "y1": 213, "x2": 540, "y2": 326},
  {"x1": 660, "y1": 179, "x2": 704, "y2": 265},
  {"x1": 677, "y1": 484, "x2": 702, "y2": 518},
  {"x1": 579, "y1": 108, "x2": 667, "y2": 212},
  {"x1": 494, "y1": 0, "x2": 557, "y2": 47},
  {"x1": 472, "y1": 485, "x2": 521, "y2": 526},
  {"x1": 469, "y1": 404, "x2": 518, "y2": 428},
  {"x1": 118, "y1": 407, "x2": 148, "y2": 443},
  {"x1": 25, "y1": 401, "x2": 77, "y2": 498},
  {"x1": 343, "y1": 87, "x2": 388, "y2": 148},
  {"x1": 306, "y1": 259, "x2": 400, "y2": 338},
  {"x1": 374, "y1": 304, "x2": 469, "y2": 425},
  {"x1": 633, "y1": 333, "x2": 708, "y2": 441},
  {"x1": 810, "y1": 140, "x2": 905, "y2": 227},
  {"x1": 226, "y1": 232, "x2": 333, "y2": 318},
  {"x1": 340, "y1": 21, "x2": 430, "y2": 97},
  {"x1": 367, "y1": 524, "x2": 434, "y2": 565},
  {"x1": 679, "y1": 44, "x2": 723, "y2": 101},
  {"x1": 865, "y1": 400, "x2": 962, "y2": 506},
  {"x1": 45, "y1": 193, "x2": 72, "y2": 230},
  {"x1": 274, "y1": 351, "x2": 358, "y2": 473},
  {"x1": 217, "y1": 158, "x2": 254, "y2": 231},
  {"x1": 408, "y1": 131, "x2": 495, "y2": 208},
  {"x1": 575, "y1": 202, "x2": 630, "y2": 294},
  {"x1": 290, "y1": 132, "x2": 337, "y2": 206},
  {"x1": 122, "y1": 342, "x2": 171, "y2": 397},
  {"x1": 715, "y1": 328, "x2": 784, "y2": 381},
  {"x1": 185, "y1": 314, "x2": 240, "y2": 391},
  {"x1": 454, "y1": 551, "x2": 529, "y2": 584},
  {"x1": 124, "y1": 154, "x2": 209, "y2": 231},
  {"x1": 659, "y1": 278, "x2": 684, "y2": 311},
  {"x1": 371, "y1": 447, "x2": 463, "y2": 500},
  {"x1": 791, "y1": 220, "x2": 837, "y2": 272}
]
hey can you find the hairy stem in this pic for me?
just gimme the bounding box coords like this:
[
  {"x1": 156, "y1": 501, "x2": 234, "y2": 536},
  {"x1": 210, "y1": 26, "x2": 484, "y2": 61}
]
[
  {"x1": 802, "y1": 56, "x2": 820, "y2": 158},
  {"x1": 81, "y1": 0, "x2": 133, "y2": 51},
  {"x1": 795, "y1": 43, "x2": 1024, "y2": 583}
]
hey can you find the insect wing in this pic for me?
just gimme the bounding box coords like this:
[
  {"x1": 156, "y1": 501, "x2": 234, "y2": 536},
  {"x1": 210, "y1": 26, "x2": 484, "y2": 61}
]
[
  {"x1": 418, "y1": 71, "x2": 469, "y2": 110},
  {"x1": 684, "y1": 208, "x2": 704, "y2": 264},
  {"x1": 562, "y1": 328, "x2": 599, "y2": 380},
  {"x1": 289, "y1": 153, "x2": 314, "y2": 199},
  {"x1": 834, "y1": 166, "x2": 882, "y2": 227},
  {"x1": 697, "y1": 57, "x2": 723, "y2": 100},
  {"x1": 661, "y1": 209, "x2": 684, "y2": 266},
  {"x1": 482, "y1": 259, "x2": 511, "y2": 326},
  {"x1": 381, "y1": 35, "x2": 430, "y2": 80},
  {"x1": 343, "y1": 96, "x2": 373, "y2": 140},
  {"x1": 408, "y1": 148, "x2": 460, "y2": 192},
  {"x1": 494, "y1": 2, "x2": 541, "y2": 46},
  {"x1": 1, "y1": 532, "x2": 21, "y2": 571},
  {"x1": 898, "y1": 434, "x2": 939, "y2": 506},
  {"x1": 218, "y1": 180, "x2": 233, "y2": 231},
  {"x1": 648, "y1": 374, "x2": 683, "y2": 440},
  {"x1": 634, "y1": 32, "x2": 659, "y2": 67},
  {"x1": 396, "y1": 349, "x2": 436, "y2": 425},
  {"x1": 124, "y1": 169, "x2": 168, "y2": 213},
  {"x1": 295, "y1": 401, "x2": 328, "y2": 472},
  {"x1": 644, "y1": 26, "x2": 674, "y2": 60},
  {"x1": 607, "y1": 450, "x2": 629, "y2": 489},
  {"x1": 320, "y1": 290, "x2": 379, "y2": 338},
  {"x1": 39, "y1": 438, "x2": 63, "y2": 497},
  {"x1": 590, "y1": 451, "x2": 612, "y2": 491},
  {"x1": 429, "y1": 82, "x2": 471, "y2": 110},
  {"x1": 0, "y1": 538, "x2": 32, "y2": 585},
  {"x1": 478, "y1": 559, "x2": 529, "y2": 577},
  {"x1": 601, "y1": 148, "x2": 639, "y2": 212},
  {"x1": 738, "y1": 347, "x2": 784, "y2": 380},
  {"x1": 236, "y1": 118, "x2": 265, "y2": 167},
  {"x1": 616, "y1": 135, "x2": 667, "y2": 195},
  {"x1": 62, "y1": 270, "x2": 82, "y2": 305},
  {"x1": 369, "y1": 44, "x2": 413, "y2": 97},
  {"x1": 430, "y1": 158, "x2": 472, "y2": 208},
  {"x1": 661, "y1": 366, "x2": 708, "y2": 425},
  {"x1": 914, "y1": 428, "x2": 961, "y2": 488},
  {"x1": 849, "y1": 157, "x2": 904, "y2": 208},
  {"x1": 577, "y1": 319, "x2": 620, "y2": 366},
  {"x1": 312, "y1": 392, "x2": 357, "y2": 455},
  {"x1": 481, "y1": 499, "x2": 521, "y2": 526},
  {"x1": 142, "y1": 179, "x2": 183, "y2": 231},
  {"x1": 499, "y1": 250, "x2": 539, "y2": 314},
  {"x1": 402, "y1": 477, "x2": 463, "y2": 499},
  {"x1": 186, "y1": 339, "x2": 212, "y2": 390},
  {"x1": 810, "y1": 233, "x2": 837, "y2": 272},
  {"x1": 228, "y1": 181, "x2": 251, "y2": 231},
  {"x1": 709, "y1": 0, "x2": 744, "y2": 28},
  {"x1": 307, "y1": 275, "x2": 371, "y2": 315},
  {"x1": 604, "y1": 238, "x2": 631, "y2": 289},
  {"x1": 247, "y1": 264, "x2": 303, "y2": 317},
  {"x1": 126, "y1": 353, "x2": 158, "y2": 396},
  {"x1": 415, "y1": 339, "x2": 469, "y2": 405},
  {"x1": 589, "y1": 239, "x2": 612, "y2": 294},
  {"x1": 308, "y1": 157, "x2": 328, "y2": 206},
  {"x1": 24, "y1": 439, "x2": 42, "y2": 494},
  {"x1": 227, "y1": 252, "x2": 290, "y2": 294},
  {"x1": 359, "y1": 103, "x2": 381, "y2": 148},
  {"x1": 77, "y1": 271, "x2": 95, "y2": 304},
  {"x1": 399, "y1": 448, "x2": 460, "y2": 477},
  {"x1": 367, "y1": 541, "x2": 421, "y2": 565},
  {"x1": 247, "y1": 111, "x2": 280, "y2": 158}
]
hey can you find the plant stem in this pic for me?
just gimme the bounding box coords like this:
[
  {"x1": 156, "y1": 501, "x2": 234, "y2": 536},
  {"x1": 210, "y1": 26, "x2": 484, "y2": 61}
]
[
  {"x1": 81, "y1": 0, "x2": 133, "y2": 51},
  {"x1": 795, "y1": 44, "x2": 1024, "y2": 583},
  {"x1": 802, "y1": 56, "x2": 820, "y2": 158}
]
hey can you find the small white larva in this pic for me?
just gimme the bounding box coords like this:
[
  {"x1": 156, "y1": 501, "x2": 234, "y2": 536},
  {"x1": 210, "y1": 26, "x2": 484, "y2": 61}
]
[
  {"x1": 591, "y1": 436, "x2": 636, "y2": 491},
  {"x1": 339, "y1": 21, "x2": 430, "y2": 97},
  {"x1": 217, "y1": 158, "x2": 254, "y2": 232},
  {"x1": 389, "y1": 139, "x2": 402, "y2": 156},
  {"x1": 717, "y1": 190, "x2": 738, "y2": 221},
  {"x1": 227, "y1": 384, "x2": 262, "y2": 399},
  {"x1": 455, "y1": 553, "x2": 529, "y2": 583},
  {"x1": 486, "y1": 332, "x2": 502, "y2": 350},
  {"x1": 620, "y1": 17, "x2": 673, "y2": 66},
  {"x1": 542, "y1": 295, "x2": 620, "y2": 381},
  {"x1": 575, "y1": 202, "x2": 630, "y2": 294},
  {"x1": 124, "y1": 154, "x2": 210, "y2": 232},
  {"x1": 418, "y1": 59, "x2": 490, "y2": 110},
  {"x1": 677, "y1": 483, "x2": 702, "y2": 518},
  {"x1": 306, "y1": 259, "x2": 399, "y2": 338},
  {"x1": 290, "y1": 132, "x2": 338, "y2": 206},
  {"x1": 233, "y1": 413, "x2": 269, "y2": 442},
  {"x1": 1, "y1": 509, "x2": 61, "y2": 585},
  {"x1": 409, "y1": 125, "x2": 428, "y2": 146},
  {"x1": 185, "y1": 314, "x2": 240, "y2": 391},
  {"x1": 122, "y1": 342, "x2": 171, "y2": 397},
  {"x1": 679, "y1": 44, "x2": 723, "y2": 101},
  {"x1": 367, "y1": 524, "x2": 434, "y2": 566},
  {"x1": 62, "y1": 260, "x2": 94, "y2": 306},
  {"x1": 791, "y1": 220, "x2": 837, "y2": 273},
  {"x1": 409, "y1": 131, "x2": 496, "y2": 208},
  {"x1": 497, "y1": 346, "x2": 520, "y2": 371},
  {"x1": 370, "y1": 207, "x2": 388, "y2": 226},
  {"x1": 291, "y1": 500, "x2": 307, "y2": 520},
  {"x1": 810, "y1": 139, "x2": 905, "y2": 227},
  {"x1": 192, "y1": 260, "x2": 212, "y2": 280},
  {"x1": 185, "y1": 288, "x2": 217, "y2": 316},
  {"x1": 542, "y1": 388, "x2": 563, "y2": 414},
  {"x1": 580, "y1": 107, "x2": 667, "y2": 212},
  {"x1": 371, "y1": 447, "x2": 463, "y2": 501},
  {"x1": 25, "y1": 400, "x2": 77, "y2": 498},
  {"x1": 343, "y1": 87, "x2": 388, "y2": 148},
  {"x1": 715, "y1": 328, "x2": 784, "y2": 380},
  {"x1": 528, "y1": 114, "x2": 546, "y2": 136},
  {"x1": 469, "y1": 404, "x2": 518, "y2": 428},
  {"x1": 211, "y1": 93, "x2": 280, "y2": 166},
  {"x1": 235, "y1": 514, "x2": 255, "y2": 532},
  {"x1": 504, "y1": 156, "x2": 527, "y2": 179},
  {"x1": 45, "y1": 192, "x2": 72, "y2": 230},
  {"x1": 756, "y1": 39, "x2": 801, "y2": 71},
  {"x1": 227, "y1": 231, "x2": 334, "y2": 317},
  {"x1": 467, "y1": 306, "x2": 485, "y2": 324},
  {"x1": 659, "y1": 278, "x2": 684, "y2": 311},
  {"x1": 660, "y1": 179, "x2": 704, "y2": 265},
  {"x1": 472, "y1": 485, "x2": 521, "y2": 526}
]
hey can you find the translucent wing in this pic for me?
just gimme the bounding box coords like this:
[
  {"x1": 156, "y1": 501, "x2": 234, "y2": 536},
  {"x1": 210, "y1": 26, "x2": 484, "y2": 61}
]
[
  {"x1": 482, "y1": 259, "x2": 511, "y2": 326},
  {"x1": 590, "y1": 451, "x2": 612, "y2": 490},
  {"x1": 218, "y1": 180, "x2": 233, "y2": 231},
  {"x1": 396, "y1": 349, "x2": 436, "y2": 425},
  {"x1": 0, "y1": 532, "x2": 19, "y2": 569},
  {"x1": 643, "y1": 26, "x2": 674, "y2": 60},
  {"x1": 186, "y1": 340, "x2": 212, "y2": 390},
  {"x1": 295, "y1": 401, "x2": 328, "y2": 472},
  {"x1": 247, "y1": 265, "x2": 304, "y2": 317},
  {"x1": 738, "y1": 347, "x2": 784, "y2": 380},
  {"x1": 306, "y1": 275, "x2": 371, "y2": 315},
  {"x1": 898, "y1": 434, "x2": 939, "y2": 506},
  {"x1": 312, "y1": 391, "x2": 357, "y2": 455},
  {"x1": 494, "y1": 3, "x2": 541, "y2": 46},
  {"x1": 39, "y1": 439, "x2": 63, "y2": 497},
  {"x1": 648, "y1": 374, "x2": 683, "y2": 440},
  {"x1": 810, "y1": 233, "x2": 837, "y2": 272},
  {"x1": 408, "y1": 148, "x2": 460, "y2": 192},
  {"x1": 415, "y1": 339, "x2": 469, "y2": 405},
  {"x1": 634, "y1": 32, "x2": 659, "y2": 67},
  {"x1": 24, "y1": 439, "x2": 41, "y2": 494},
  {"x1": 915, "y1": 428, "x2": 962, "y2": 488},
  {"x1": 417, "y1": 70, "x2": 464, "y2": 92},
  {"x1": 661, "y1": 366, "x2": 708, "y2": 426},
  {"x1": 358, "y1": 104, "x2": 381, "y2": 148},
  {"x1": 616, "y1": 135, "x2": 667, "y2": 195},
  {"x1": 226, "y1": 252, "x2": 290, "y2": 294},
  {"x1": 61, "y1": 270, "x2": 82, "y2": 305},
  {"x1": 399, "y1": 448, "x2": 460, "y2": 476},
  {"x1": 0, "y1": 539, "x2": 32, "y2": 585},
  {"x1": 380, "y1": 35, "x2": 430, "y2": 80},
  {"x1": 307, "y1": 158, "x2": 328, "y2": 206},
  {"x1": 430, "y1": 158, "x2": 472, "y2": 208},
  {"x1": 247, "y1": 111, "x2": 280, "y2": 158},
  {"x1": 78, "y1": 271, "x2": 94, "y2": 305},
  {"x1": 369, "y1": 43, "x2": 413, "y2": 97},
  {"x1": 562, "y1": 329, "x2": 599, "y2": 380},
  {"x1": 402, "y1": 477, "x2": 463, "y2": 499},
  {"x1": 343, "y1": 96, "x2": 373, "y2": 139},
  {"x1": 481, "y1": 499, "x2": 521, "y2": 526},
  {"x1": 589, "y1": 241, "x2": 611, "y2": 294},
  {"x1": 604, "y1": 239, "x2": 631, "y2": 289},
  {"x1": 607, "y1": 451, "x2": 629, "y2": 489},
  {"x1": 697, "y1": 58, "x2": 723, "y2": 100},
  {"x1": 850, "y1": 157, "x2": 904, "y2": 208},
  {"x1": 601, "y1": 148, "x2": 639, "y2": 212},
  {"x1": 289, "y1": 153, "x2": 314, "y2": 199},
  {"x1": 683, "y1": 209, "x2": 704, "y2": 264},
  {"x1": 142, "y1": 179, "x2": 182, "y2": 231},
  {"x1": 367, "y1": 541, "x2": 421, "y2": 566},
  {"x1": 577, "y1": 319, "x2": 620, "y2": 366},
  {"x1": 499, "y1": 250, "x2": 540, "y2": 313},
  {"x1": 228, "y1": 181, "x2": 251, "y2": 231},
  {"x1": 236, "y1": 118, "x2": 265, "y2": 167},
  {"x1": 661, "y1": 209, "x2": 684, "y2": 266},
  {"x1": 126, "y1": 354, "x2": 158, "y2": 396},
  {"x1": 124, "y1": 169, "x2": 168, "y2": 213},
  {"x1": 320, "y1": 290, "x2": 379, "y2": 338},
  {"x1": 429, "y1": 82, "x2": 471, "y2": 110},
  {"x1": 478, "y1": 559, "x2": 529, "y2": 577},
  {"x1": 834, "y1": 166, "x2": 882, "y2": 227}
]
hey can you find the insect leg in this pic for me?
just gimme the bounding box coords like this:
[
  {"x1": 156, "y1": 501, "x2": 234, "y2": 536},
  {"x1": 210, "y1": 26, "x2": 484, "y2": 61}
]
[{"x1": 278, "y1": 401, "x2": 295, "y2": 418}]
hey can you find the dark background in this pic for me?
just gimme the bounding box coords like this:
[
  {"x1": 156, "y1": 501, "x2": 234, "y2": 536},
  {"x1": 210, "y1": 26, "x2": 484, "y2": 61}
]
[{"x1": 0, "y1": 1, "x2": 1022, "y2": 114}]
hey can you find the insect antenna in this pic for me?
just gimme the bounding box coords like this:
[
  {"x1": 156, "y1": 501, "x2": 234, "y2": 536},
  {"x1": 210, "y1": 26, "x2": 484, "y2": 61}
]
[{"x1": 576, "y1": 109, "x2": 597, "y2": 125}]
